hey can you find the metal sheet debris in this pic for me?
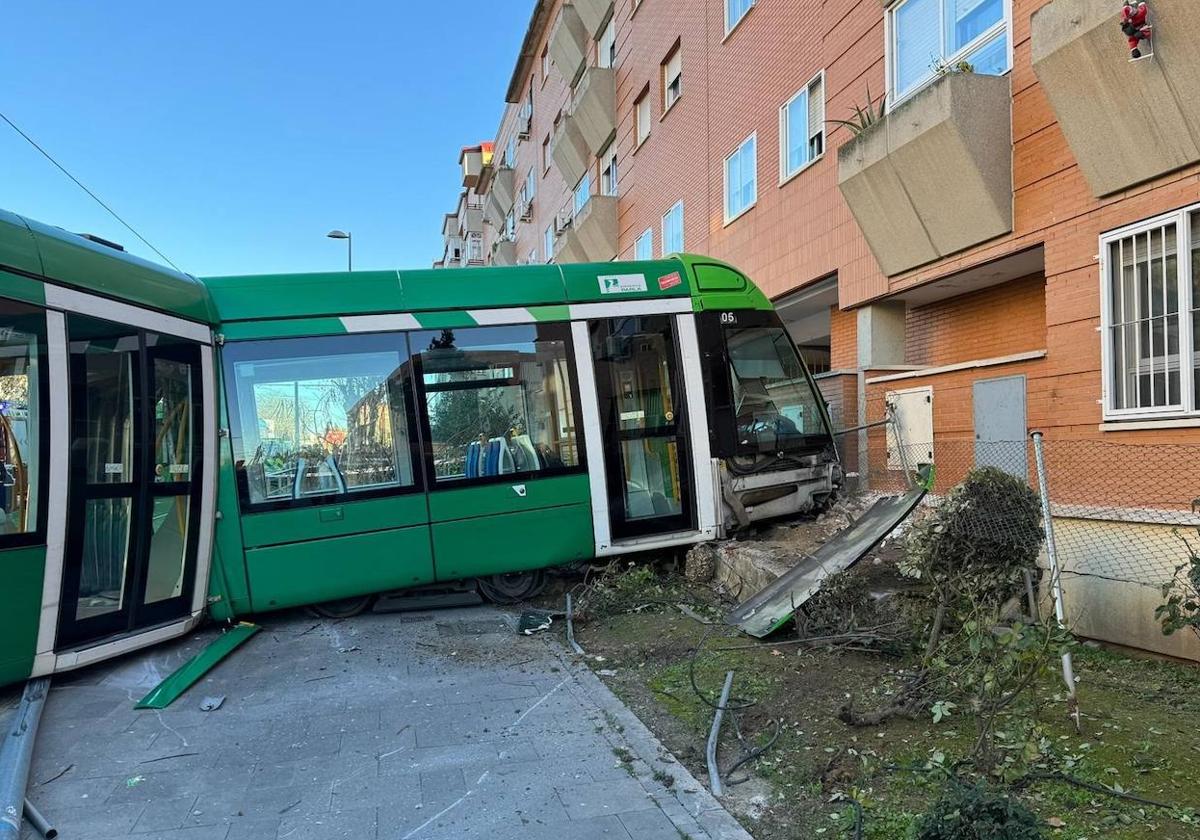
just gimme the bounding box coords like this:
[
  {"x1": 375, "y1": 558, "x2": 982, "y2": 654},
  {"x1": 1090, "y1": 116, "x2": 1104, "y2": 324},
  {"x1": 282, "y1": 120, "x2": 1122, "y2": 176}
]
[{"x1": 135, "y1": 623, "x2": 259, "y2": 710}]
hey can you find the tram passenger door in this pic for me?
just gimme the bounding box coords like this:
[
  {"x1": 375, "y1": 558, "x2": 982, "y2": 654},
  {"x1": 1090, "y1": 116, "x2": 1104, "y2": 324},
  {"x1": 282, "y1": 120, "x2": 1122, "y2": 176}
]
[
  {"x1": 589, "y1": 315, "x2": 694, "y2": 540},
  {"x1": 57, "y1": 315, "x2": 203, "y2": 648}
]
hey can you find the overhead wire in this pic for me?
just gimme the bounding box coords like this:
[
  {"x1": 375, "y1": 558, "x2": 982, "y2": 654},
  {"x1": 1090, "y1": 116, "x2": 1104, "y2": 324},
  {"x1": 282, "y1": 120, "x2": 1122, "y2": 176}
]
[{"x1": 0, "y1": 109, "x2": 183, "y2": 272}]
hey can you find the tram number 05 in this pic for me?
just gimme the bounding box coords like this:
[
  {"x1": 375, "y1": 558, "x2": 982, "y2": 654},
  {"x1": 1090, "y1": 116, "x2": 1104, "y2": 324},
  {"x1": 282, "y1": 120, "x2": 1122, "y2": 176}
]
[{"x1": 719, "y1": 312, "x2": 737, "y2": 325}]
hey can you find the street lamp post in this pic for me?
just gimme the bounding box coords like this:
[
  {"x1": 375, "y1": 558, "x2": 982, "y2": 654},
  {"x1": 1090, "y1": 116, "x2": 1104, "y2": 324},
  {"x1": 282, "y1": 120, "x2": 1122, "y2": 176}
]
[{"x1": 327, "y1": 229, "x2": 352, "y2": 272}]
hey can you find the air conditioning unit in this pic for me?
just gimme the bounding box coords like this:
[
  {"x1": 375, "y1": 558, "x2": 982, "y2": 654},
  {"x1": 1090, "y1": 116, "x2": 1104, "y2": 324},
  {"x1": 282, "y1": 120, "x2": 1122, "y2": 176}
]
[
  {"x1": 555, "y1": 209, "x2": 574, "y2": 234},
  {"x1": 518, "y1": 196, "x2": 534, "y2": 221},
  {"x1": 517, "y1": 103, "x2": 533, "y2": 139}
]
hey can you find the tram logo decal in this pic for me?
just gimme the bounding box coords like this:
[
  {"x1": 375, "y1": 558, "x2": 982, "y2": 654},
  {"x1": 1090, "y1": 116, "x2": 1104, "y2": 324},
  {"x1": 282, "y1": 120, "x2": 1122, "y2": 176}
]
[{"x1": 598, "y1": 274, "x2": 648, "y2": 295}]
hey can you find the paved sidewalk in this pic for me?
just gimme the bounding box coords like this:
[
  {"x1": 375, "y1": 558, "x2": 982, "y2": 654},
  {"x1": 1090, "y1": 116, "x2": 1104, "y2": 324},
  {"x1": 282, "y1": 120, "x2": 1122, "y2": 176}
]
[{"x1": 11, "y1": 607, "x2": 752, "y2": 840}]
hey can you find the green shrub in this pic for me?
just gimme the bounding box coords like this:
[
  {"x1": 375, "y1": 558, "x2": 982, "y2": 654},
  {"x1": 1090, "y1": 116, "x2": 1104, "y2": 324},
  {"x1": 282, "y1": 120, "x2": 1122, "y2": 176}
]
[
  {"x1": 913, "y1": 782, "x2": 1044, "y2": 840},
  {"x1": 902, "y1": 467, "x2": 1043, "y2": 606}
]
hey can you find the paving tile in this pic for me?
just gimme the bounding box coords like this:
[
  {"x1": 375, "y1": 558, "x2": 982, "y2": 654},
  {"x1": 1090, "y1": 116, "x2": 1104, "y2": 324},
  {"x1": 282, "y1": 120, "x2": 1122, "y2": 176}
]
[
  {"x1": 131, "y1": 794, "x2": 199, "y2": 833},
  {"x1": 277, "y1": 804, "x2": 377, "y2": 840},
  {"x1": 556, "y1": 778, "x2": 659, "y2": 820}
]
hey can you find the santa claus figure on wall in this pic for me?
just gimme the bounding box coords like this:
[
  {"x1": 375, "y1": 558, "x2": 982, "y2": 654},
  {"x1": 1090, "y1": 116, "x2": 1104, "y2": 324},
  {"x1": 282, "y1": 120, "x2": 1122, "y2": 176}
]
[{"x1": 1120, "y1": 1, "x2": 1152, "y2": 59}]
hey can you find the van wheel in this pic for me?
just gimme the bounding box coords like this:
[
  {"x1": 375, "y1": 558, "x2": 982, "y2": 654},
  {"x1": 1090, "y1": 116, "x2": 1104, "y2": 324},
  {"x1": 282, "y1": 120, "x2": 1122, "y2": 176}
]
[
  {"x1": 308, "y1": 595, "x2": 374, "y2": 619},
  {"x1": 477, "y1": 571, "x2": 546, "y2": 604}
]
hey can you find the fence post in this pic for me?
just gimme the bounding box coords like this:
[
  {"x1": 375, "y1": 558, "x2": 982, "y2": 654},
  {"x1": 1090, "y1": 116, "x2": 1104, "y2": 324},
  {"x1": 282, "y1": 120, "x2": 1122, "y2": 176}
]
[{"x1": 1030, "y1": 431, "x2": 1081, "y2": 731}]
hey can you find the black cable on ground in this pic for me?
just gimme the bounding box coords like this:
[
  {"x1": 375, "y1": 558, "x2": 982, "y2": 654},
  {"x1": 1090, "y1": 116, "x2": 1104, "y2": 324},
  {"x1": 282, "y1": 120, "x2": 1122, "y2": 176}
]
[
  {"x1": 1016, "y1": 771, "x2": 1187, "y2": 812},
  {"x1": 723, "y1": 717, "x2": 782, "y2": 783}
]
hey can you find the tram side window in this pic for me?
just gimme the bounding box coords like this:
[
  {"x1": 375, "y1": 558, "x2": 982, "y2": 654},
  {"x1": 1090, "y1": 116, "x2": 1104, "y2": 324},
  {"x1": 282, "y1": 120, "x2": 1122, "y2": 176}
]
[
  {"x1": 0, "y1": 301, "x2": 45, "y2": 536},
  {"x1": 413, "y1": 325, "x2": 580, "y2": 483},
  {"x1": 224, "y1": 333, "x2": 416, "y2": 507}
]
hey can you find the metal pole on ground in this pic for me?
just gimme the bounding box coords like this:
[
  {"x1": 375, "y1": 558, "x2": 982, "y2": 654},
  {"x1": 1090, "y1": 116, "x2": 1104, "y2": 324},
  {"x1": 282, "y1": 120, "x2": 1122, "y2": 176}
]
[
  {"x1": 23, "y1": 799, "x2": 56, "y2": 839},
  {"x1": 706, "y1": 671, "x2": 734, "y2": 797},
  {"x1": 1031, "y1": 431, "x2": 1081, "y2": 731},
  {"x1": 0, "y1": 677, "x2": 50, "y2": 839}
]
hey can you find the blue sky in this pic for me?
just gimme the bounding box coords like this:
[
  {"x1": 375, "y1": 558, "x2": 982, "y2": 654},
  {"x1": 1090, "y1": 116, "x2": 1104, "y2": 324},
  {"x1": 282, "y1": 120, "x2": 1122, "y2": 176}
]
[{"x1": 0, "y1": 2, "x2": 529, "y2": 276}]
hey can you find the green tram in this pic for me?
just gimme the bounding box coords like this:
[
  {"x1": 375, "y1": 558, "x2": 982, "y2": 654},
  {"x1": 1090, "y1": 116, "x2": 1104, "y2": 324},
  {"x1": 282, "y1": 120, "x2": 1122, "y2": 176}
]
[{"x1": 0, "y1": 208, "x2": 840, "y2": 688}]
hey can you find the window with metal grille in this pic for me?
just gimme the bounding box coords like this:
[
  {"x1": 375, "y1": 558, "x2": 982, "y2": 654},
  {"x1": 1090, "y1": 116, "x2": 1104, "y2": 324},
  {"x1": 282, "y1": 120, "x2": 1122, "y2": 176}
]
[{"x1": 1101, "y1": 205, "x2": 1200, "y2": 420}]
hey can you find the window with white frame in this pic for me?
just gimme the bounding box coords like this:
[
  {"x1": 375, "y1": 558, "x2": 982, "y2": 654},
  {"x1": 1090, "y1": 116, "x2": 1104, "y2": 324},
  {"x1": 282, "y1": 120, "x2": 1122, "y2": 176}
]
[
  {"x1": 725, "y1": 0, "x2": 754, "y2": 33},
  {"x1": 598, "y1": 18, "x2": 616, "y2": 68},
  {"x1": 724, "y1": 134, "x2": 757, "y2": 223},
  {"x1": 573, "y1": 172, "x2": 592, "y2": 216},
  {"x1": 662, "y1": 201, "x2": 684, "y2": 254},
  {"x1": 635, "y1": 87, "x2": 651, "y2": 146},
  {"x1": 505, "y1": 135, "x2": 517, "y2": 167},
  {"x1": 524, "y1": 169, "x2": 536, "y2": 202},
  {"x1": 544, "y1": 225, "x2": 555, "y2": 263},
  {"x1": 541, "y1": 47, "x2": 550, "y2": 84},
  {"x1": 601, "y1": 151, "x2": 618, "y2": 196},
  {"x1": 635, "y1": 228, "x2": 653, "y2": 261},
  {"x1": 528, "y1": 248, "x2": 538, "y2": 264},
  {"x1": 888, "y1": 0, "x2": 1010, "y2": 105},
  {"x1": 1101, "y1": 204, "x2": 1200, "y2": 420},
  {"x1": 779, "y1": 72, "x2": 825, "y2": 182},
  {"x1": 662, "y1": 44, "x2": 682, "y2": 113},
  {"x1": 504, "y1": 209, "x2": 516, "y2": 241}
]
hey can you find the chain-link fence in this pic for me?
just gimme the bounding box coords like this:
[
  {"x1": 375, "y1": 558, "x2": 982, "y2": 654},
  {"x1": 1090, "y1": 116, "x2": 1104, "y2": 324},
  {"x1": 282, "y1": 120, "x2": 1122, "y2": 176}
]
[{"x1": 826, "y1": 384, "x2": 1200, "y2": 658}]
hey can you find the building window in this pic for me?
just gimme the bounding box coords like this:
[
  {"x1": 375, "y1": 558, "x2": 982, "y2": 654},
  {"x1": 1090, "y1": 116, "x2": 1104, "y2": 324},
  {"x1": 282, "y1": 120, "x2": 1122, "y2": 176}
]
[
  {"x1": 544, "y1": 225, "x2": 555, "y2": 263},
  {"x1": 504, "y1": 210, "x2": 516, "y2": 241},
  {"x1": 725, "y1": 0, "x2": 754, "y2": 34},
  {"x1": 467, "y1": 232, "x2": 483, "y2": 262},
  {"x1": 1102, "y1": 205, "x2": 1200, "y2": 420},
  {"x1": 413, "y1": 324, "x2": 581, "y2": 482},
  {"x1": 541, "y1": 47, "x2": 550, "y2": 85},
  {"x1": 504, "y1": 136, "x2": 517, "y2": 168},
  {"x1": 573, "y1": 172, "x2": 592, "y2": 216},
  {"x1": 225, "y1": 333, "x2": 419, "y2": 508},
  {"x1": 662, "y1": 200, "x2": 684, "y2": 254},
  {"x1": 601, "y1": 151, "x2": 618, "y2": 196},
  {"x1": 542, "y1": 134, "x2": 550, "y2": 173},
  {"x1": 779, "y1": 71, "x2": 825, "y2": 182},
  {"x1": 527, "y1": 249, "x2": 538, "y2": 264},
  {"x1": 598, "y1": 17, "x2": 617, "y2": 69},
  {"x1": 724, "y1": 134, "x2": 757, "y2": 223},
  {"x1": 0, "y1": 299, "x2": 45, "y2": 538},
  {"x1": 635, "y1": 86, "x2": 651, "y2": 146},
  {"x1": 889, "y1": 0, "x2": 1010, "y2": 105},
  {"x1": 635, "y1": 228, "x2": 654, "y2": 261},
  {"x1": 662, "y1": 43, "x2": 682, "y2": 113}
]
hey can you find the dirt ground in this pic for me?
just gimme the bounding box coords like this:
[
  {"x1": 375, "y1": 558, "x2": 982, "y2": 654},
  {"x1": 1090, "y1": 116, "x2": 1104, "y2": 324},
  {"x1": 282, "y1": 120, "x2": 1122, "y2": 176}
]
[{"x1": 548, "y1": 546, "x2": 1200, "y2": 839}]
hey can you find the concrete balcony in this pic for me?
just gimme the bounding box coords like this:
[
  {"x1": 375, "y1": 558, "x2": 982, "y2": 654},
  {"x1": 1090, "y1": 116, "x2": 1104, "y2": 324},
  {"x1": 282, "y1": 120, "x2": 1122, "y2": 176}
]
[
  {"x1": 458, "y1": 202, "x2": 484, "y2": 237},
  {"x1": 548, "y1": 4, "x2": 588, "y2": 85},
  {"x1": 460, "y1": 146, "x2": 487, "y2": 188},
  {"x1": 491, "y1": 237, "x2": 517, "y2": 266},
  {"x1": 570, "y1": 66, "x2": 616, "y2": 154},
  {"x1": 483, "y1": 166, "x2": 515, "y2": 229},
  {"x1": 837, "y1": 72, "x2": 1013, "y2": 277},
  {"x1": 1032, "y1": 0, "x2": 1200, "y2": 197},
  {"x1": 553, "y1": 195, "x2": 618, "y2": 264},
  {"x1": 576, "y1": 0, "x2": 613, "y2": 37},
  {"x1": 550, "y1": 118, "x2": 590, "y2": 189}
]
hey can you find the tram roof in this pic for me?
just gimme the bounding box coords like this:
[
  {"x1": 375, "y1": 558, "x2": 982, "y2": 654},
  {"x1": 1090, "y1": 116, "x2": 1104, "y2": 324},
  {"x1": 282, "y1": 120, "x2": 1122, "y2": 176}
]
[
  {"x1": 0, "y1": 210, "x2": 214, "y2": 322},
  {"x1": 202, "y1": 256, "x2": 770, "y2": 324}
]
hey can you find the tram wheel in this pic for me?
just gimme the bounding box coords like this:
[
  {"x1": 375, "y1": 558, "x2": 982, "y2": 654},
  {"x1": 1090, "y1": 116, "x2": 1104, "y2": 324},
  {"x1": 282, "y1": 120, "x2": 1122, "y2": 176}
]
[
  {"x1": 477, "y1": 571, "x2": 546, "y2": 605},
  {"x1": 308, "y1": 594, "x2": 374, "y2": 619}
]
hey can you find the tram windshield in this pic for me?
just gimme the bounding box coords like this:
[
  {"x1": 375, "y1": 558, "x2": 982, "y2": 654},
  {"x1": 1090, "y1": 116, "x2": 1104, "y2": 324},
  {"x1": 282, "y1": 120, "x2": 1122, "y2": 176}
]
[{"x1": 725, "y1": 322, "x2": 828, "y2": 460}]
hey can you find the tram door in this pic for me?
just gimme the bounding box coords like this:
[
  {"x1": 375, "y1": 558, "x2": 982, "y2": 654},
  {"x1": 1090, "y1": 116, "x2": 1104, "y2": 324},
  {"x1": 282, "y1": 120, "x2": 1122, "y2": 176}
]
[
  {"x1": 590, "y1": 315, "x2": 694, "y2": 540},
  {"x1": 57, "y1": 314, "x2": 204, "y2": 648}
]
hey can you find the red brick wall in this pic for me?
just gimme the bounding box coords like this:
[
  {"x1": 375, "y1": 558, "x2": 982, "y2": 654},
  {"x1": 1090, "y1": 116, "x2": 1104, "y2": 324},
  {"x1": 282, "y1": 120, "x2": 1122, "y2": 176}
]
[{"x1": 905, "y1": 275, "x2": 1047, "y2": 368}]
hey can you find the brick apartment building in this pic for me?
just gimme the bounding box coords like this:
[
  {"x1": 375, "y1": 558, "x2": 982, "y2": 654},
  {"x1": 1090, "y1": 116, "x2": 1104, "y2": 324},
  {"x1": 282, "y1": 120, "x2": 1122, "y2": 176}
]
[{"x1": 436, "y1": 1, "x2": 1200, "y2": 656}]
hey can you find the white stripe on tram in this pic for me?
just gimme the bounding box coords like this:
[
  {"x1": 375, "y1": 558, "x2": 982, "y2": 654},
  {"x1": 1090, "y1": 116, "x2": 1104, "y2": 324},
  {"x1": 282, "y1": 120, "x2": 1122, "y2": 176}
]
[
  {"x1": 468, "y1": 307, "x2": 535, "y2": 325},
  {"x1": 568, "y1": 297, "x2": 692, "y2": 320},
  {"x1": 339, "y1": 313, "x2": 422, "y2": 332}
]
